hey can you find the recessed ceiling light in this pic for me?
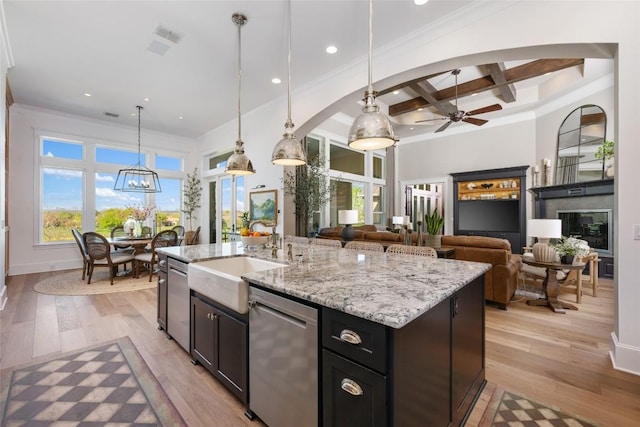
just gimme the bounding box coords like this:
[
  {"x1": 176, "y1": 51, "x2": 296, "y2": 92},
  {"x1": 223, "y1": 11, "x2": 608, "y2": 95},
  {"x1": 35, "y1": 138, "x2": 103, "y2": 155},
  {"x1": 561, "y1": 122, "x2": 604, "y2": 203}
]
[
  {"x1": 83, "y1": 92, "x2": 92, "y2": 97},
  {"x1": 144, "y1": 97, "x2": 150, "y2": 102},
  {"x1": 471, "y1": 93, "x2": 478, "y2": 96},
  {"x1": 326, "y1": 45, "x2": 338, "y2": 54},
  {"x1": 131, "y1": 112, "x2": 136, "y2": 116},
  {"x1": 409, "y1": 127, "x2": 414, "y2": 130},
  {"x1": 179, "y1": 116, "x2": 184, "y2": 120},
  {"x1": 272, "y1": 78, "x2": 282, "y2": 84},
  {"x1": 417, "y1": 108, "x2": 423, "y2": 112},
  {"x1": 414, "y1": 0, "x2": 429, "y2": 5},
  {"x1": 393, "y1": 90, "x2": 399, "y2": 95},
  {"x1": 544, "y1": 72, "x2": 552, "y2": 76}
]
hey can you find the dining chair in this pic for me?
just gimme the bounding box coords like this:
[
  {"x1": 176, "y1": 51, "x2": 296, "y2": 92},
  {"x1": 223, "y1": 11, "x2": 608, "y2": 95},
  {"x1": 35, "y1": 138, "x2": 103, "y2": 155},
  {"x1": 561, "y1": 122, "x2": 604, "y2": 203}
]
[
  {"x1": 71, "y1": 228, "x2": 90, "y2": 280},
  {"x1": 387, "y1": 244, "x2": 437, "y2": 257},
  {"x1": 135, "y1": 229, "x2": 178, "y2": 281},
  {"x1": 314, "y1": 238, "x2": 342, "y2": 248},
  {"x1": 110, "y1": 226, "x2": 134, "y2": 253},
  {"x1": 184, "y1": 226, "x2": 201, "y2": 245},
  {"x1": 83, "y1": 231, "x2": 136, "y2": 286},
  {"x1": 344, "y1": 241, "x2": 384, "y2": 253}
]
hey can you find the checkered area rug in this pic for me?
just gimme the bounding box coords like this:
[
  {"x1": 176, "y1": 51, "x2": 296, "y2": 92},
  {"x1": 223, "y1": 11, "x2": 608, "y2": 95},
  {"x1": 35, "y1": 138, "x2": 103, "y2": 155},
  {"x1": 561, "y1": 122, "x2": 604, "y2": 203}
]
[
  {"x1": 1, "y1": 337, "x2": 185, "y2": 426},
  {"x1": 490, "y1": 391, "x2": 599, "y2": 427}
]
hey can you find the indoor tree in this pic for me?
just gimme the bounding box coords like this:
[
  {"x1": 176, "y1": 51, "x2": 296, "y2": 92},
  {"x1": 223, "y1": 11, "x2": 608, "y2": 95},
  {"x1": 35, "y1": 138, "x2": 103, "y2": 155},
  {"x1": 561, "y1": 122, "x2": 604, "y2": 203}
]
[{"x1": 182, "y1": 167, "x2": 202, "y2": 231}]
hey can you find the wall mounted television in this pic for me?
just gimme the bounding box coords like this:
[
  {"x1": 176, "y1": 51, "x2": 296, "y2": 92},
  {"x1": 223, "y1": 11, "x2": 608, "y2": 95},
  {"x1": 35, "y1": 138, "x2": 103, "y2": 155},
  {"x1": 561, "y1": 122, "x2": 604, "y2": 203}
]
[
  {"x1": 557, "y1": 209, "x2": 612, "y2": 256},
  {"x1": 458, "y1": 200, "x2": 520, "y2": 233}
]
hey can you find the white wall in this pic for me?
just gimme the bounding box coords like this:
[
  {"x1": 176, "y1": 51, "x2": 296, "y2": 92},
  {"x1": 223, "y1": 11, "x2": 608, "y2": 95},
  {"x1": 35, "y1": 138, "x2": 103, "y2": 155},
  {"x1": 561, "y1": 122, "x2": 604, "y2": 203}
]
[{"x1": 8, "y1": 105, "x2": 198, "y2": 275}]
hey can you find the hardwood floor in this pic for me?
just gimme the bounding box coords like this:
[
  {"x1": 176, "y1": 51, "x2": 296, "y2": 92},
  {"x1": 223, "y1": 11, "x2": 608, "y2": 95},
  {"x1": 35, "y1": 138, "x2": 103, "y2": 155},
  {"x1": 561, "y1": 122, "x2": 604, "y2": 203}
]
[{"x1": 1, "y1": 270, "x2": 639, "y2": 426}]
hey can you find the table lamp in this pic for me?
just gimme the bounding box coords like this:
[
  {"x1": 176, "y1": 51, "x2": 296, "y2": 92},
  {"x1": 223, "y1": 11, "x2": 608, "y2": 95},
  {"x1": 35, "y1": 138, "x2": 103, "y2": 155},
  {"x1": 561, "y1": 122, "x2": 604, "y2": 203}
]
[
  {"x1": 338, "y1": 210, "x2": 358, "y2": 241},
  {"x1": 527, "y1": 219, "x2": 562, "y2": 262},
  {"x1": 392, "y1": 216, "x2": 404, "y2": 231}
]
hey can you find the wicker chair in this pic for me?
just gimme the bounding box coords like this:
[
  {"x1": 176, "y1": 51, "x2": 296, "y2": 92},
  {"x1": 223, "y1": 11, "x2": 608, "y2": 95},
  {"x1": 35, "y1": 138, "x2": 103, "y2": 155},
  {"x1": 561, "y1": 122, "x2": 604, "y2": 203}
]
[
  {"x1": 314, "y1": 239, "x2": 342, "y2": 248},
  {"x1": 344, "y1": 241, "x2": 384, "y2": 253},
  {"x1": 172, "y1": 225, "x2": 185, "y2": 244},
  {"x1": 71, "y1": 228, "x2": 90, "y2": 280},
  {"x1": 184, "y1": 226, "x2": 201, "y2": 245},
  {"x1": 134, "y1": 230, "x2": 178, "y2": 281},
  {"x1": 83, "y1": 232, "x2": 135, "y2": 286},
  {"x1": 110, "y1": 226, "x2": 134, "y2": 254},
  {"x1": 386, "y1": 244, "x2": 437, "y2": 257}
]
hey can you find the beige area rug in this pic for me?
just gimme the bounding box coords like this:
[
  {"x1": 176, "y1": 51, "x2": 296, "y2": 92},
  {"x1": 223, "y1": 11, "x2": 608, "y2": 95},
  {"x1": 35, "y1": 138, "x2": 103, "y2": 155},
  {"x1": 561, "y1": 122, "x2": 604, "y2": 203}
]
[
  {"x1": 478, "y1": 385, "x2": 600, "y2": 427},
  {"x1": 0, "y1": 336, "x2": 186, "y2": 426},
  {"x1": 33, "y1": 269, "x2": 157, "y2": 296}
]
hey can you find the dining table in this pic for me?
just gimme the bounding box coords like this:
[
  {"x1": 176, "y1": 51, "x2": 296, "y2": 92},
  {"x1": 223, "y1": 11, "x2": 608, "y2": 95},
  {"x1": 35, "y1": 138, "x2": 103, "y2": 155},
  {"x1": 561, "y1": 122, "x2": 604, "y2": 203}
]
[{"x1": 108, "y1": 236, "x2": 153, "y2": 255}]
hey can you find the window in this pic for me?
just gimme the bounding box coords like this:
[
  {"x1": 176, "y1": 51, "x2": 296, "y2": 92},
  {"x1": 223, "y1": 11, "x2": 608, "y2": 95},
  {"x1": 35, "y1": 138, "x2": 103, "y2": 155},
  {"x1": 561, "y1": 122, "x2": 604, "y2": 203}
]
[
  {"x1": 38, "y1": 134, "x2": 185, "y2": 244},
  {"x1": 330, "y1": 144, "x2": 364, "y2": 175}
]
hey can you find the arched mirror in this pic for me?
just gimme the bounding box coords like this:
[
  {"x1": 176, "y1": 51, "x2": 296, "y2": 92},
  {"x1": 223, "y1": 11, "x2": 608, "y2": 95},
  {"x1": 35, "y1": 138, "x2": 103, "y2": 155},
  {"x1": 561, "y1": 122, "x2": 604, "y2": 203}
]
[{"x1": 555, "y1": 104, "x2": 607, "y2": 184}]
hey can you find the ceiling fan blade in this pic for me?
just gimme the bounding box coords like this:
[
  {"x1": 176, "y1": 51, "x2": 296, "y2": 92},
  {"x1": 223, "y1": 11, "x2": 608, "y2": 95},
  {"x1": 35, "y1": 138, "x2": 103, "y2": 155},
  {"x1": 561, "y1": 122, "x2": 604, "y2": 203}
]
[
  {"x1": 435, "y1": 121, "x2": 453, "y2": 133},
  {"x1": 463, "y1": 117, "x2": 488, "y2": 126},
  {"x1": 465, "y1": 104, "x2": 502, "y2": 116},
  {"x1": 415, "y1": 117, "x2": 448, "y2": 124}
]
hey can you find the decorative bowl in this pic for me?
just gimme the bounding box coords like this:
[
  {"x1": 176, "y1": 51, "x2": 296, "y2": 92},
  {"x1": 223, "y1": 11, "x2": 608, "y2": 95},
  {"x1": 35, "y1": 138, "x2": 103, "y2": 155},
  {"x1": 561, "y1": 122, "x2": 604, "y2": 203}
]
[
  {"x1": 480, "y1": 183, "x2": 494, "y2": 189},
  {"x1": 240, "y1": 235, "x2": 270, "y2": 248}
]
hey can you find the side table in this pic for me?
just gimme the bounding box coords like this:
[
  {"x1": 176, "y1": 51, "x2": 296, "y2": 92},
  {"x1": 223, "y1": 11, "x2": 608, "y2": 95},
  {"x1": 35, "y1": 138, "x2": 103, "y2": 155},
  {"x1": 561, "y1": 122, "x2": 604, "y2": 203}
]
[
  {"x1": 521, "y1": 258, "x2": 585, "y2": 313},
  {"x1": 435, "y1": 246, "x2": 455, "y2": 259}
]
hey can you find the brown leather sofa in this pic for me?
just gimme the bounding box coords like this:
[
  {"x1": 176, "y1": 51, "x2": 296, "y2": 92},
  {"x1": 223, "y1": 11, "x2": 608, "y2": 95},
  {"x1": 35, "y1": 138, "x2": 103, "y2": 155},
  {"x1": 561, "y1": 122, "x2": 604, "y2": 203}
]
[
  {"x1": 441, "y1": 235, "x2": 521, "y2": 310},
  {"x1": 317, "y1": 225, "x2": 406, "y2": 245}
]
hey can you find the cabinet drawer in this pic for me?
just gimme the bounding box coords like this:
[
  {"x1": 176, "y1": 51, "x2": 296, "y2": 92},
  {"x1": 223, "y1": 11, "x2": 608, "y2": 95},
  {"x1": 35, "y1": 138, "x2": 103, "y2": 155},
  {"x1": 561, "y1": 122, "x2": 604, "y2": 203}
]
[
  {"x1": 322, "y1": 350, "x2": 387, "y2": 427},
  {"x1": 322, "y1": 308, "x2": 387, "y2": 374},
  {"x1": 157, "y1": 254, "x2": 168, "y2": 273}
]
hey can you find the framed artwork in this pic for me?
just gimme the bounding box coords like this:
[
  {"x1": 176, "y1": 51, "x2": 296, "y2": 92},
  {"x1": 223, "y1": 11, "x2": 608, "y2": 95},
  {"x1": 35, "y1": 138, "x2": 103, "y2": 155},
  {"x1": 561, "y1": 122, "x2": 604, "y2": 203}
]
[{"x1": 249, "y1": 189, "x2": 278, "y2": 225}]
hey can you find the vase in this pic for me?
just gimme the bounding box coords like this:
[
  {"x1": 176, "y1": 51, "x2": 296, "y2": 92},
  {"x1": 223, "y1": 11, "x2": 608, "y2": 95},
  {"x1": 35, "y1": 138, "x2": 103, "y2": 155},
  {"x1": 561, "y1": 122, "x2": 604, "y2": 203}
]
[
  {"x1": 560, "y1": 255, "x2": 575, "y2": 265},
  {"x1": 423, "y1": 234, "x2": 442, "y2": 249},
  {"x1": 133, "y1": 221, "x2": 143, "y2": 238},
  {"x1": 123, "y1": 216, "x2": 137, "y2": 237}
]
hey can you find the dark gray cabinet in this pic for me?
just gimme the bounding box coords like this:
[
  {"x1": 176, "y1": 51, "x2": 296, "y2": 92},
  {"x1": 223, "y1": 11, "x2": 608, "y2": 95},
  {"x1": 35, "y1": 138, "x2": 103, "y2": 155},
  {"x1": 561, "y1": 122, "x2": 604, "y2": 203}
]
[
  {"x1": 322, "y1": 275, "x2": 485, "y2": 427},
  {"x1": 191, "y1": 292, "x2": 248, "y2": 404},
  {"x1": 156, "y1": 253, "x2": 168, "y2": 331}
]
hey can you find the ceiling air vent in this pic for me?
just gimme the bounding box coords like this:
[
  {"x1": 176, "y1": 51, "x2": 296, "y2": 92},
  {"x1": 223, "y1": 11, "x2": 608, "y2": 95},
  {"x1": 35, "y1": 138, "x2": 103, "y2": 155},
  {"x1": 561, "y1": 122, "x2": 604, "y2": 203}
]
[
  {"x1": 104, "y1": 112, "x2": 119, "y2": 118},
  {"x1": 154, "y1": 25, "x2": 183, "y2": 44}
]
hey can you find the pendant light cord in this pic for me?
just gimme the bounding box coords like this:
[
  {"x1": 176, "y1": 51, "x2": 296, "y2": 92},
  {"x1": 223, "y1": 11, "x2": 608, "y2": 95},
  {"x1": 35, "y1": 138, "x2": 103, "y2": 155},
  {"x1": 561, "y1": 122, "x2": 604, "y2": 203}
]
[
  {"x1": 367, "y1": 0, "x2": 373, "y2": 95},
  {"x1": 137, "y1": 105, "x2": 142, "y2": 164},
  {"x1": 237, "y1": 18, "x2": 242, "y2": 142},
  {"x1": 286, "y1": 0, "x2": 292, "y2": 124}
]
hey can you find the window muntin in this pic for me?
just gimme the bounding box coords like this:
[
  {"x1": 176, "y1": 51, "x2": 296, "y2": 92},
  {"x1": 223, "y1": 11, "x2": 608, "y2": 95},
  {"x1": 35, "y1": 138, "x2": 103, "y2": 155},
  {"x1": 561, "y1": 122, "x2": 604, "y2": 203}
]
[{"x1": 156, "y1": 178, "x2": 182, "y2": 232}]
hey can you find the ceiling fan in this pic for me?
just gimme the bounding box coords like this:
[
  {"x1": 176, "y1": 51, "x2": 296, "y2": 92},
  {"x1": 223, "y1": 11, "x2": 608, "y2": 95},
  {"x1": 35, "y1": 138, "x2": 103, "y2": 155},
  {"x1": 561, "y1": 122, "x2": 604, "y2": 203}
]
[{"x1": 415, "y1": 69, "x2": 502, "y2": 133}]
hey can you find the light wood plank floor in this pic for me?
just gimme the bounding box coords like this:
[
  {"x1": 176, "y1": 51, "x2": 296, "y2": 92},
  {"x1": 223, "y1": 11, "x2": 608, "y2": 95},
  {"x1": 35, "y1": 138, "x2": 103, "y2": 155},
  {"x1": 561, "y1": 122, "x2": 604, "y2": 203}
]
[{"x1": 1, "y1": 271, "x2": 639, "y2": 426}]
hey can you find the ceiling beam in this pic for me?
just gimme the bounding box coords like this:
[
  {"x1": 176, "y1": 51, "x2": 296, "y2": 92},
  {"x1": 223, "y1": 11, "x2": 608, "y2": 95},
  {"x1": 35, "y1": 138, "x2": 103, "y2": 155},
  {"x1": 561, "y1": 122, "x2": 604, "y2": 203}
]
[
  {"x1": 483, "y1": 62, "x2": 517, "y2": 103},
  {"x1": 409, "y1": 80, "x2": 457, "y2": 115},
  {"x1": 388, "y1": 58, "x2": 585, "y2": 116}
]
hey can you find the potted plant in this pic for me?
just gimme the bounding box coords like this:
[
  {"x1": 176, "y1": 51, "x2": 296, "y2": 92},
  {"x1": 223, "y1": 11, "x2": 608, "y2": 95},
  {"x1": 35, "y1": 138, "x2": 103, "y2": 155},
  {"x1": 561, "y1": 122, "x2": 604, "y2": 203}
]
[
  {"x1": 423, "y1": 209, "x2": 444, "y2": 248},
  {"x1": 283, "y1": 154, "x2": 336, "y2": 237},
  {"x1": 182, "y1": 168, "x2": 202, "y2": 241},
  {"x1": 595, "y1": 139, "x2": 614, "y2": 178},
  {"x1": 552, "y1": 236, "x2": 589, "y2": 264}
]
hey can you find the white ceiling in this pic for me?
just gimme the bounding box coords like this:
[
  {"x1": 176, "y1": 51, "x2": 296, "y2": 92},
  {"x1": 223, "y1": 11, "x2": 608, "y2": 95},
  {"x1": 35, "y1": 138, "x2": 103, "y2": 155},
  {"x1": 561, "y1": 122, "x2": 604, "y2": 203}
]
[{"x1": 3, "y1": 0, "x2": 613, "y2": 140}]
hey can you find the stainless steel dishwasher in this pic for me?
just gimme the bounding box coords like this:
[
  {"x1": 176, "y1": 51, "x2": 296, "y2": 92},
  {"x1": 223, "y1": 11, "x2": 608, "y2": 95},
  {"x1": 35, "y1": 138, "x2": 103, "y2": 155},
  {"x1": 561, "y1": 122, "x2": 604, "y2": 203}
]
[
  {"x1": 248, "y1": 286, "x2": 318, "y2": 427},
  {"x1": 167, "y1": 257, "x2": 190, "y2": 352}
]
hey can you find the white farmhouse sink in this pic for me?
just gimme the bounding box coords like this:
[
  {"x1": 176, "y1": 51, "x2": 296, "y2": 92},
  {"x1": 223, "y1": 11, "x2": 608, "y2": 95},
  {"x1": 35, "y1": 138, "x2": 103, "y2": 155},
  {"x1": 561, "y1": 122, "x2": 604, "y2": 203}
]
[{"x1": 188, "y1": 257, "x2": 286, "y2": 314}]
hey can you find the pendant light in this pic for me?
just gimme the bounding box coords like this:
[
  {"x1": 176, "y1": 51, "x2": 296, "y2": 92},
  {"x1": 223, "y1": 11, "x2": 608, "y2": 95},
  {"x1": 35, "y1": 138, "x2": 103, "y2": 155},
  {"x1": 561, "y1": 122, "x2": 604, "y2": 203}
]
[
  {"x1": 225, "y1": 13, "x2": 255, "y2": 176},
  {"x1": 347, "y1": 0, "x2": 396, "y2": 151},
  {"x1": 271, "y1": 0, "x2": 306, "y2": 166},
  {"x1": 113, "y1": 105, "x2": 162, "y2": 193}
]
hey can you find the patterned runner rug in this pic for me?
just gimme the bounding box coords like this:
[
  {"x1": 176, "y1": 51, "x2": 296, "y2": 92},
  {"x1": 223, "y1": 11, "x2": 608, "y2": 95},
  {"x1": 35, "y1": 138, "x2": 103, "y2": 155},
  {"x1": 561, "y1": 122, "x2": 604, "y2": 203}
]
[
  {"x1": 479, "y1": 385, "x2": 600, "y2": 427},
  {"x1": 0, "y1": 337, "x2": 186, "y2": 426}
]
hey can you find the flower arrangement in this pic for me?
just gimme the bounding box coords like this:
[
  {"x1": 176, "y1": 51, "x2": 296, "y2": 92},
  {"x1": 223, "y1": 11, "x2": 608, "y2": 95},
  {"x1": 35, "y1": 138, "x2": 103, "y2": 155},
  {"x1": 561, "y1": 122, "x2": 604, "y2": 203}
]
[
  {"x1": 552, "y1": 236, "x2": 590, "y2": 258},
  {"x1": 126, "y1": 203, "x2": 155, "y2": 221}
]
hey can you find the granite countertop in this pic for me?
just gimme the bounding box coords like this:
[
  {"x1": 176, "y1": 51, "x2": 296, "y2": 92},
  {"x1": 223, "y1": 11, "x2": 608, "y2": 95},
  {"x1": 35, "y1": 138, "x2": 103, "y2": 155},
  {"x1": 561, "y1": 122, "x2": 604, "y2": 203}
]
[{"x1": 157, "y1": 242, "x2": 491, "y2": 329}]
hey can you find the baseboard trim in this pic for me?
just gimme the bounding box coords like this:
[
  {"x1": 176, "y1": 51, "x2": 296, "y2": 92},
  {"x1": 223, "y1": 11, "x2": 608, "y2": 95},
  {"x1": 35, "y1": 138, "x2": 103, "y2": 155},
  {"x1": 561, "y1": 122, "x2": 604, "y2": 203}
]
[
  {"x1": 610, "y1": 332, "x2": 640, "y2": 376},
  {"x1": 9, "y1": 260, "x2": 82, "y2": 276}
]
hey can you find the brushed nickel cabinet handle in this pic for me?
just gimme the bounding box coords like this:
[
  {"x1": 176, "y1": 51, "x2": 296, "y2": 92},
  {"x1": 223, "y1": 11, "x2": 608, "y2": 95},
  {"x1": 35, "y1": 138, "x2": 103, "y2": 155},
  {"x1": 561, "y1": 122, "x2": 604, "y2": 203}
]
[
  {"x1": 339, "y1": 329, "x2": 362, "y2": 345},
  {"x1": 340, "y1": 378, "x2": 363, "y2": 396},
  {"x1": 158, "y1": 278, "x2": 166, "y2": 285}
]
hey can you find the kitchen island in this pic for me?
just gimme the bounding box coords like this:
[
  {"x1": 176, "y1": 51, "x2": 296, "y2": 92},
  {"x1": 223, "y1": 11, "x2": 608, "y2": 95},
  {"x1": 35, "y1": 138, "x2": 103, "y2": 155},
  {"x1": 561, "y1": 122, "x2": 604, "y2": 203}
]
[{"x1": 157, "y1": 242, "x2": 491, "y2": 427}]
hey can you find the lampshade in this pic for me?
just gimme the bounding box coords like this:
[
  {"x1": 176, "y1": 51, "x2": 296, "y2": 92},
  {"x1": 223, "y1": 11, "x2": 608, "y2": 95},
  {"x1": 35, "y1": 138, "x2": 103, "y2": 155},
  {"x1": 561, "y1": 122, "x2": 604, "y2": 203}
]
[
  {"x1": 527, "y1": 219, "x2": 562, "y2": 242},
  {"x1": 392, "y1": 216, "x2": 404, "y2": 225},
  {"x1": 114, "y1": 106, "x2": 162, "y2": 193},
  {"x1": 272, "y1": 0, "x2": 306, "y2": 166},
  {"x1": 226, "y1": 13, "x2": 255, "y2": 176},
  {"x1": 338, "y1": 210, "x2": 358, "y2": 225},
  {"x1": 528, "y1": 219, "x2": 562, "y2": 263},
  {"x1": 347, "y1": 0, "x2": 396, "y2": 151}
]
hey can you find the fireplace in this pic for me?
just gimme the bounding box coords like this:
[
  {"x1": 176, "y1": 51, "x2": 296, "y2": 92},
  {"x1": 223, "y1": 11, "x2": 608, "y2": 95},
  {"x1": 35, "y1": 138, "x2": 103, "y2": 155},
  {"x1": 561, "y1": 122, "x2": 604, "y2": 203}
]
[
  {"x1": 530, "y1": 179, "x2": 614, "y2": 278},
  {"x1": 557, "y1": 209, "x2": 612, "y2": 256}
]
